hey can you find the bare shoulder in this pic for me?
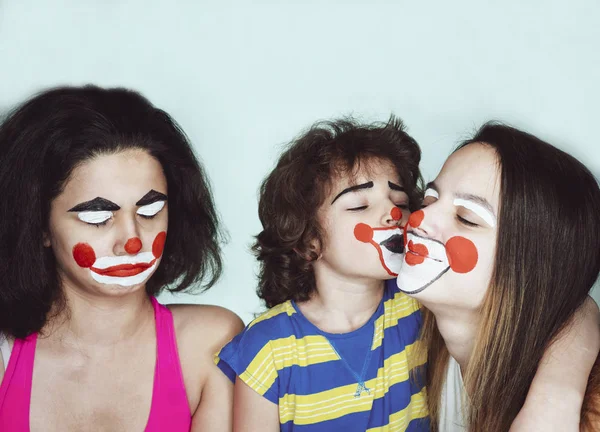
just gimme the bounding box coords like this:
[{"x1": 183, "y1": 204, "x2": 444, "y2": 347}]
[
  {"x1": 168, "y1": 303, "x2": 244, "y2": 352},
  {"x1": 166, "y1": 303, "x2": 244, "y2": 412},
  {"x1": 572, "y1": 296, "x2": 600, "y2": 351},
  {"x1": 582, "y1": 295, "x2": 600, "y2": 324},
  {"x1": 551, "y1": 295, "x2": 600, "y2": 351}
]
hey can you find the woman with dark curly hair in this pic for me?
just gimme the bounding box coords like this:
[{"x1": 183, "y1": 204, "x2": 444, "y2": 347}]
[
  {"x1": 216, "y1": 116, "x2": 599, "y2": 432},
  {"x1": 0, "y1": 86, "x2": 243, "y2": 431}
]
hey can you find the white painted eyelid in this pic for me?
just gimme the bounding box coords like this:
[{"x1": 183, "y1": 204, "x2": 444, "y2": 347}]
[
  {"x1": 424, "y1": 188, "x2": 439, "y2": 199},
  {"x1": 453, "y1": 198, "x2": 496, "y2": 227},
  {"x1": 137, "y1": 200, "x2": 165, "y2": 217},
  {"x1": 77, "y1": 211, "x2": 113, "y2": 224}
]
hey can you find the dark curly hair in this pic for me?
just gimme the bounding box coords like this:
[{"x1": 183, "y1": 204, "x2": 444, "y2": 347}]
[
  {"x1": 0, "y1": 85, "x2": 224, "y2": 339},
  {"x1": 253, "y1": 116, "x2": 423, "y2": 308}
]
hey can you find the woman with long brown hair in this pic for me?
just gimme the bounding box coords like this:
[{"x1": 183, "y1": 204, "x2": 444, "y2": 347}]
[{"x1": 397, "y1": 123, "x2": 600, "y2": 431}]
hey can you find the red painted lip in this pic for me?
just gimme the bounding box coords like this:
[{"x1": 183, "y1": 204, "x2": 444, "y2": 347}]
[
  {"x1": 407, "y1": 240, "x2": 428, "y2": 257},
  {"x1": 91, "y1": 259, "x2": 157, "y2": 277}
]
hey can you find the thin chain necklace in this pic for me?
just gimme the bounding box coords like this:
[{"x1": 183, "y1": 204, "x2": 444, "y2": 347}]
[{"x1": 324, "y1": 323, "x2": 375, "y2": 398}]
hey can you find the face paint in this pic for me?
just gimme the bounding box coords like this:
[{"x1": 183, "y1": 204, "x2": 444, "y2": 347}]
[
  {"x1": 397, "y1": 212, "x2": 479, "y2": 293},
  {"x1": 453, "y1": 198, "x2": 496, "y2": 227},
  {"x1": 124, "y1": 237, "x2": 142, "y2": 254},
  {"x1": 73, "y1": 243, "x2": 97, "y2": 268},
  {"x1": 72, "y1": 231, "x2": 167, "y2": 287},
  {"x1": 77, "y1": 211, "x2": 113, "y2": 225},
  {"x1": 354, "y1": 208, "x2": 404, "y2": 276},
  {"x1": 136, "y1": 200, "x2": 165, "y2": 217},
  {"x1": 446, "y1": 236, "x2": 478, "y2": 273},
  {"x1": 152, "y1": 231, "x2": 167, "y2": 258},
  {"x1": 69, "y1": 197, "x2": 120, "y2": 226}
]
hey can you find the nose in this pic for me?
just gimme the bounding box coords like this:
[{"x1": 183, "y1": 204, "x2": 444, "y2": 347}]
[
  {"x1": 408, "y1": 205, "x2": 442, "y2": 240},
  {"x1": 113, "y1": 216, "x2": 143, "y2": 256},
  {"x1": 124, "y1": 237, "x2": 143, "y2": 254},
  {"x1": 381, "y1": 206, "x2": 403, "y2": 227}
]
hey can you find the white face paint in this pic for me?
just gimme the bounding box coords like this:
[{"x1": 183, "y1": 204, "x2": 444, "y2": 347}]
[
  {"x1": 424, "y1": 188, "x2": 439, "y2": 199},
  {"x1": 453, "y1": 198, "x2": 496, "y2": 227},
  {"x1": 137, "y1": 200, "x2": 165, "y2": 217},
  {"x1": 372, "y1": 227, "x2": 405, "y2": 275},
  {"x1": 89, "y1": 251, "x2": 158, "y2": 287},
  {"x1": 397, "y1": 232, "x2": 450, "y2": 294},
  {"x1": 77, "y1": 211, "x2": 113, "y2": 225}
]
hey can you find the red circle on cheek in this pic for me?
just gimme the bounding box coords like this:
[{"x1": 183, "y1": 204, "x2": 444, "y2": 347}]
[
  {"x1": 409, "y1": 210, "x2": 424, "y2": 228},
  {"x1": 124, "y1": 237, "x2": 142, "y2": 254},
  {"x1": 73, "y1": 243, "x2": 96, "y2": 268},
  {"x1": 446, "y1": 236, "x2": 478, "y2": 274},
  {"x1": 390, "y1": 207, "x2": 402, "y2": 221},
  {"x1": 152, "y1": 231, "x2": 167, "y2": 258},
  {"x1": 354, "y1": 223, "x2": 373, "y2": 243}
]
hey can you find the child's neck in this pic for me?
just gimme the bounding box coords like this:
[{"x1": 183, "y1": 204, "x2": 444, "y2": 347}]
[{"x1": 297, "y1": 269, "x2": 384, "y2": 334}]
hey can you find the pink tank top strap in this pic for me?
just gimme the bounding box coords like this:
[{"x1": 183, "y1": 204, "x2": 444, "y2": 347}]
[
  {"x1": 145, "y1": 297, "x2": 191, "y2": 431},
  {"x1": 0, "y1": 333, "x2": 37, "y2": 431}
]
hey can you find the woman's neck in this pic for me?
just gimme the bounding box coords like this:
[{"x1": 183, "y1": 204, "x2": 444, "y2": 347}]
[
  {"x1": 297, "y1": 266, "x2": 385, "y2": 334},
  {"x1": 44, "y1": 285, "x2": 154, "y2": 348},
  {"x1": 423, "y1": 301, "x2": 480, "y2": 369}
]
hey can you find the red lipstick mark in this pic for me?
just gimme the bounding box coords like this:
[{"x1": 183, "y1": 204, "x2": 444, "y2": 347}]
[
  {"x1": 73, "y1": 243, "x2": 96, "y2": 268},
  {"x1": 405, "y1": 240, "x2": 428, "y2": 266},
  {"x1": 91, "y1": 261, "x2": 156, "y2": 277},
  {"x1": 390, "y1": 207, "x2": 402, "y2": 221},
  {"x1": 124, "y1": 237, "x2": 142, "y2": 255},
  {"x1": 446, "y1": 236, "x2": 478, "y2": 273},
  {"x1": 408, "y1": 210, "x2": 424, "y2": 228},
  {"x1": 152, "y1": 231, "x2": 167, "y2": 258}
]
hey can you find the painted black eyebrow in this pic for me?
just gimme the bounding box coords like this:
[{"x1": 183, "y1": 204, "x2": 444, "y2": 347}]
[
  {"x1": 68, "y1": 197, "x2": 120, "y2": 212},
  {"x1": 388, "y1": 181, "x2": 405, "y2": 192},
  {"x1": 331, "y1": 181, "x2": 374, "y2": 204},
  {"x1": 136, "y1": 189, "x2": 168, "y2": 206}
]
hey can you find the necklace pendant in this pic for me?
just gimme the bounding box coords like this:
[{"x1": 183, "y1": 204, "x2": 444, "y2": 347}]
[{"x1": 354, "y1": 382, "x2": 371, "y2": 398}]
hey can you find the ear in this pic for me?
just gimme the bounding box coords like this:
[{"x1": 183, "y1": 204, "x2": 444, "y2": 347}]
[
  {"x1": 308, "y1": 239, "x2": 322, "y2": 260},
  {"x1": 42, "y1": 231, "x2": 51, "y2": 247},
  {"x1": 294, "y1": 238, "x2": 322, "y2": 261}
]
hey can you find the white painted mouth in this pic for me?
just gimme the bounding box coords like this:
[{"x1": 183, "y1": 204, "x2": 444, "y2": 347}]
[
  {"x1": 92, "y1": 252, "x2": 155, "y2": 269},
  {"x1": 89, "y1": 252, "x2": 158, "y2": 287},
  {"x1": 90, "y1": 262, "x2": 158, "y2": 287},
  {"x1": 397, "y1": 232, "x2": 450, "y2": 294},
  {"x1": 372, "y1": 227, "x2": 404, "y2": 275}
]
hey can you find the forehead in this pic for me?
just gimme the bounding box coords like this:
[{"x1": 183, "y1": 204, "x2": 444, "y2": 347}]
[
  {"x1": 435, "y1": 143, "x2": 501, "y2": 209},
  {"x1": 58, "y1": 150, "x2": 167, "y2": 205}
]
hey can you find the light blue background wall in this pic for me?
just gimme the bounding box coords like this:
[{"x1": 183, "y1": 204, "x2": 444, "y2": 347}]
[{"x1": 1, "y1": 0, "x2": 598, "y2": 323}]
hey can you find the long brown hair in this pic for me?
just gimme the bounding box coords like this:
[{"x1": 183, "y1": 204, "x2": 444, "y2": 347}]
[{"x1": 421, "y1": 123, "x2": 600, "y2": 432}]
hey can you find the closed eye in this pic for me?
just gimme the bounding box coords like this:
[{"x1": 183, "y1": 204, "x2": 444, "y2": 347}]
[
  {"x1": 348, "y1": 206, "x2": 368, "y2": 211},
  {"x1": 457, "y1": 215, "x2": 478, "y2": 227},
  {"x1": 77, "y1": 211, "x2": 113, "y2": 226},
  {"x1": 137, "y1": 201, "x2": 165, "y2": 219}
]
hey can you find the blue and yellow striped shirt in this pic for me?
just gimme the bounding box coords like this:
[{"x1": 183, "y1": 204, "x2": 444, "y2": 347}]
[{"x1": 216, "y1": 279, "x2": 429, "y2": 431}]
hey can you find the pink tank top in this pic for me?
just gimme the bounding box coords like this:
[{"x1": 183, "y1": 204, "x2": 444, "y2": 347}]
[{"x1": 0, "y1": 297, "x2": 192, "y2": 431}]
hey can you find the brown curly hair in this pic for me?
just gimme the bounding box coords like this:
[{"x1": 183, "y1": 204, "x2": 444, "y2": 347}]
[{"x1": 253, "y1": 116, "x2": 423, "y2": 308}]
